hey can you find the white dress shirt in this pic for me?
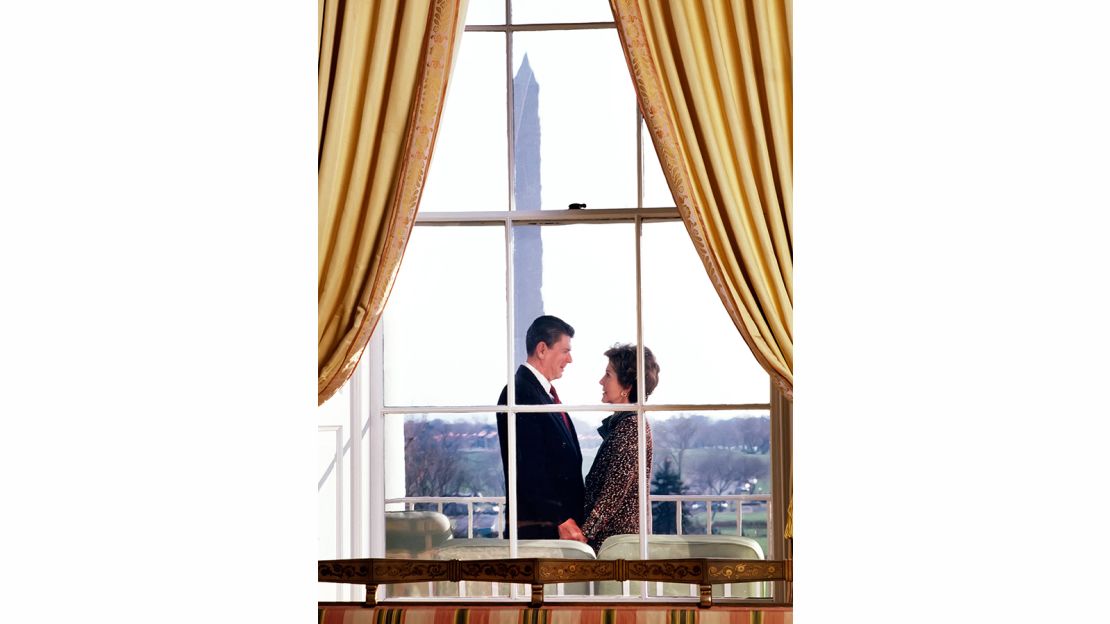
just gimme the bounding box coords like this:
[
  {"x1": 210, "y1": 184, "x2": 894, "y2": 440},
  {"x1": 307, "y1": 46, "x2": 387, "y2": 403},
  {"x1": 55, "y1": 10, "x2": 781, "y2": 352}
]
[{"x1": 522, "y1": 361, "x2": 554, "y2": 398}]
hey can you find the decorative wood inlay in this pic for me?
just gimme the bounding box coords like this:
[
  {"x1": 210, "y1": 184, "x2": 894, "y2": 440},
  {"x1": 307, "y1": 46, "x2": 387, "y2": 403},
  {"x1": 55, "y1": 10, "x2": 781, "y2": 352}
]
[
  {"x1": 373, "y1": 560, "x2": 451, "y2": 582},
  {"x1": 319, "y1": 560, "x2": 371, "y2": 583},
  {"x1": 537, "y1": 560, "x2": 617, "y2": 582},
  {"x1": 626, "y1": 559, "x2": 704, "y2": 582},
  {"x1": 459, "y1": 559, "x2": 537, "y2": 582},
  {"x1": 706, "y1": 559, "x2": 788, "y2": 582}
]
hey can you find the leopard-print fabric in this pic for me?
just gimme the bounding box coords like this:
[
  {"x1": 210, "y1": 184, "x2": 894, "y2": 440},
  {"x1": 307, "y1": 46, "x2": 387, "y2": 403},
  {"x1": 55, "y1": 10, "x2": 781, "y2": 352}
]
[{"x1": 581, "y1": 412, "x2": 653, "y2": 552}]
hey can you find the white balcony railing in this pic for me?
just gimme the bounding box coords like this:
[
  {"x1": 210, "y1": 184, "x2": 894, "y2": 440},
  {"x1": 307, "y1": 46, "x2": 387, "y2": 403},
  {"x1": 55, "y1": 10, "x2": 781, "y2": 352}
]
[
  {"x1": 387, "y1": 494, "x2": 772, "y2": 540},
  {"x1": 388, "y1": 496, "x2": 507, "y2": 538}
]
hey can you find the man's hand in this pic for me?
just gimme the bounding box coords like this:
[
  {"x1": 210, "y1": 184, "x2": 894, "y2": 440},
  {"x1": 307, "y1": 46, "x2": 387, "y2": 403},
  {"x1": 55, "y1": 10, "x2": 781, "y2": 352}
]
[{"x1": 557, "y1": 518, "x2": 587, "y2": 543}]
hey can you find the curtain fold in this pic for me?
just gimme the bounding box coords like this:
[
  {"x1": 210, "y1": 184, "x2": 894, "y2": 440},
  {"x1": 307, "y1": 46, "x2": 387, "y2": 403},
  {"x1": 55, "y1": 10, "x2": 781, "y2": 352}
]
[
  {"x1": 610, "y1": 0, "x2": 792, "y2": 536},
  {"x1": 318, "y1": 0, "x2": 468, "y2": 405}
]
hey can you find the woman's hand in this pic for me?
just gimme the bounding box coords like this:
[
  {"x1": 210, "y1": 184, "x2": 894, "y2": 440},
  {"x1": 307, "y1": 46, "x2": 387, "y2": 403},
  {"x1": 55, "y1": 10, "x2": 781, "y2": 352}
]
[{"x1": 557, "y1": 518, "x2": 587, "y2": 543}]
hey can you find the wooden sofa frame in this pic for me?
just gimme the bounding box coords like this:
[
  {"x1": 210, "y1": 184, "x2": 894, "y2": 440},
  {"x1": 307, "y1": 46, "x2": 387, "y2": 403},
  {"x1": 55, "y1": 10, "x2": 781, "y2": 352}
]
[{"x1": 319, "y1": 557, "x2": 791, "y2": 608}]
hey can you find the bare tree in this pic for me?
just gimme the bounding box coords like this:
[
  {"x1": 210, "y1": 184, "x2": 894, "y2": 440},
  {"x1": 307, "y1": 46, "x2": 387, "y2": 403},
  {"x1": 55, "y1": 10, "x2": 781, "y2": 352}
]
[
  {"x1": 686, "y1": 450, "x2": 772, "y2": 497},
  {"x1": 737, "y1": 417, "x2": 772, "y2": 450},
  {"x1": 691, "y1": 450, "x2": 742, "y2": 495},
  {"x1": 404, "y1": 418, "x2": 465, "y2": 496},
  {"x1": 703, "y1": 418, "x2": 742, "y2": 449},
  {"x1": 654, "y1": 414, "x2": 708, "y2": 479}
]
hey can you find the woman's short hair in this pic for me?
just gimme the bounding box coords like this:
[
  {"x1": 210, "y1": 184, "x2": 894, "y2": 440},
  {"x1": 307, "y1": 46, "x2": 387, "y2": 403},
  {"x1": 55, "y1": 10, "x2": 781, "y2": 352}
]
[{"x1": 604, "y1": 344, "x2": 660, "y2": 403}]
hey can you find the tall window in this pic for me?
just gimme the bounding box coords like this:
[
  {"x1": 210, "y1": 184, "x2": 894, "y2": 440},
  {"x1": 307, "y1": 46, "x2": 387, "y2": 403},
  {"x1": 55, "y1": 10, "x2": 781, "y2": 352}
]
[{"x1": 320, "y1": 0, "x2": 783, "y2": 603}]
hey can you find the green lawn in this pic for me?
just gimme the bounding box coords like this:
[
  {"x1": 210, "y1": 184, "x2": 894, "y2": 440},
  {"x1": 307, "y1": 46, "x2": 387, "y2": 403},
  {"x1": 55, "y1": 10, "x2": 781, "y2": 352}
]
[{"x1": 679, "y1": 509, "x2": 769, "y2": 555}]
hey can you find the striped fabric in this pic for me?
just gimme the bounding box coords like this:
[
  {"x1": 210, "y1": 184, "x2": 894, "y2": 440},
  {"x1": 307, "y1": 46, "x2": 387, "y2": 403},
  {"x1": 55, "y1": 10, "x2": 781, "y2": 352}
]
[{"x1": 318, "y1": 606, "x2": 792, "y2": 624}]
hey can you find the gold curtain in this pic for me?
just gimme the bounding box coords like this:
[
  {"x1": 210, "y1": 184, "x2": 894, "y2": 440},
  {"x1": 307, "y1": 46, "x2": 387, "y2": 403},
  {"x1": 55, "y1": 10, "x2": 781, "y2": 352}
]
[
  {"x1": 318, "y1": 0, "x2": 468, "y2": 404},
  {"x1": 610, "y1": 0, "x2": 792, "y2": 535}
]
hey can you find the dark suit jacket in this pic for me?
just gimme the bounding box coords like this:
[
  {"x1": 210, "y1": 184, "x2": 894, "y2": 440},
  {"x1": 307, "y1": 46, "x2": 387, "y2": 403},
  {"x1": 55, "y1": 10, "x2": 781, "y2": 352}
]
[{"x1": 497, "y1": 365, "x2": 585, "y2": 539}]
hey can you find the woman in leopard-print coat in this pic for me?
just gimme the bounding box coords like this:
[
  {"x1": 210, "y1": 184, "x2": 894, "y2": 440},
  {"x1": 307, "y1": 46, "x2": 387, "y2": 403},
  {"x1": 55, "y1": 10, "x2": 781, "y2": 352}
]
[{"x1": 581, "y1": 344, "x2": 660, "y2": 553}]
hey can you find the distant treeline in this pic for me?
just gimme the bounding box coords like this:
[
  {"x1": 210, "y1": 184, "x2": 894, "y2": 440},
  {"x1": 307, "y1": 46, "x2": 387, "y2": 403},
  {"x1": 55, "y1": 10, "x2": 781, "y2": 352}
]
[{"x1": 404, "y1": 414, "x2": 771, "y2": 499}]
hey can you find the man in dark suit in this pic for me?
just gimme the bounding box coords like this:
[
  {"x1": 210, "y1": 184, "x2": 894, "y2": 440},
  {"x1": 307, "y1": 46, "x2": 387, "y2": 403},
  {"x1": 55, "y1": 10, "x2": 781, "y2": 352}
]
[{"x1": 496, "y1": 315, "x2": 586, "y2": 542}]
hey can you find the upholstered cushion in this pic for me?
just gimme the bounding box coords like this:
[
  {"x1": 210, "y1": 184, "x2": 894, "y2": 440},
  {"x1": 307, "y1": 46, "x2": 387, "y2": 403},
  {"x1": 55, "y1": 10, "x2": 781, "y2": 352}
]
[
  {"x1": 381, "y1": 511, "x2": 453, "y2": 598},
  {"x1": 595, "y1": 535, "x2": 766, "y2": 598},
  {"x1": 432, "y1": 538, "x2": 596, "y2": 560},
  {"x1": 429, "y1": 538, "x2": 595, "y2": 597},
  {"x1": 385, "y1": 511, "x2": 454, "y2": 555},
  {"x1": 597, "y1": 534, "x2": 764, "y2": 559}
]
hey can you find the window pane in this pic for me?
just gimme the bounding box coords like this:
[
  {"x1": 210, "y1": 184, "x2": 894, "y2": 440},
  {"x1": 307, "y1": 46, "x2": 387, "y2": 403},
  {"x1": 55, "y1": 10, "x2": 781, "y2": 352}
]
[
  {"x1": 641, "y1": 220, "x2": 770, "y2": 404},
  {"x1": 466, "y1": 0, "x2": 505, "y2": 25},
  {"x1": 512, "y1": 0, "x2": 614, "y2": 24},
  {"x1": 421, "y1": 33, "x2": 508, "y2": 212},
  {"x1": 511, "y1": 223, "x2": 635, "y2": 403},
  {"x1": 395, "y1": 413, "x2": 505, "y2": 536},
  {"x1": 649, "y1": 410, "x2": 770, "y2": 539},
  {"x1": 383, "y1": 226, "x2": 507, "y2": 406},
  {"x1": 642, "y1": 118, "x2": 676, "y2": 208},
  {"x1": 648, "y1": 409, "x2": 771, "y2": 598},
  {"x1": 512, "y1": 30, "x2": 637, "y2": 210},
  {"x1": 381, "y1": 412, "x2": 502, "y2": 598}
]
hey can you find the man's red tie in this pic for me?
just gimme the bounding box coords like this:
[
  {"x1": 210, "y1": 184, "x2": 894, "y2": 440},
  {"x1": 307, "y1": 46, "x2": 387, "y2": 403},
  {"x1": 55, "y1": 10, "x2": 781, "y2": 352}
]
[{"x1": 550, "y1": 386, "x2": 573, "y2": 434}]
